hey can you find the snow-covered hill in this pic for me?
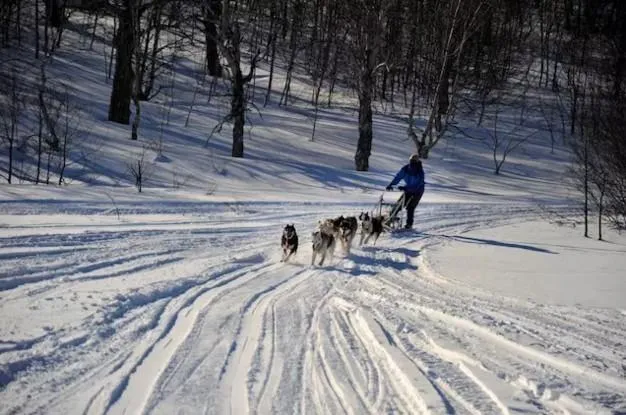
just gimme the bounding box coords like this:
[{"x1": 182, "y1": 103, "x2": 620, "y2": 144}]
[{"x1": 1, "y1": 16, "x2": 625, "y2": 415}]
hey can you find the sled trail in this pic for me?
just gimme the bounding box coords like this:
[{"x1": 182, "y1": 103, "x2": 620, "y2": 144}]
[{"x1": 0, "y1": 202, "x2": 624, "y2": 414}]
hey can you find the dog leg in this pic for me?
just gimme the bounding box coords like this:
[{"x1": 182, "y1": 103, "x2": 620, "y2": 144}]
[
  {"x1": 311, "y1": 252, "x2": 317, "y2": 266},
  {"x1": 283, "y1": 251, "x2": 292, "y2": 263}
]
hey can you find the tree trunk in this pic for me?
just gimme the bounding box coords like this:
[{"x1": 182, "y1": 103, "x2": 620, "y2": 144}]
[
  {"x1": 8, "y1": 123, "x2": 14, "y2": 184},
  {"x1": 583, "y1": 118, "x2": 589, "y2": 238},
  {"x1": 137, "y1": 6, "x2": 162, "y2": 101},
  {"x1": 203, "y1": 0, "x2": 222, "y2": 77},
  {"x1": 44, "y1": 0, "x2": 50, "y2": 53},
  {"x1": 46, "y1": 150, "x2": 52, "y2": 185},
  {"x1": 35, "y1": 0, "x2": 40, "y2": 58},
  {"x1": 36, "y1": 105, "x2": 43, "y2": 184},
  {"x1": 264, "y1": 32, "x2": 277, "y2": 106},
  {"x1": 327, "y1": 44, "x2": 339, "y2": 107},
  {"x1": 380, "y1": 70, "x2": 388, "y2": 101},
  {"x1": 282, "y1": 1, "x2": 305, "y2": 106},
  {"x1": 598, "y1": 192, "x2": 603, "y2": 241},
  {"x1": 108, "y1": 4, "x2": 135, "y2": 125},
  {"x1": 231, "y1": 71, "x2": 245, "y2": 157},
  {"x1": 355, "y1": 65, "x2": 373, "y2": 171},
  {"x1": 17, "y1": 0, "x2": 23, "y2": 42},
  {"x1": 435, "y1": 65, "x2": 450, "y2": 133},
  {"x1": 58, "y1": 130, "x2": 67, "y2": 185},
  {"x1": 264, "y1": 1, "x2": 277, "y2": 106},
  {"x1": 90, "y1": 12, "x2": 99, "y2": 50},
  {"x1": 0, "y1": 2, "x2": 10, "y2": 46},
  {"x1": 45, "y1": 0, "x2": 64, "y2": 28},
  {"x1": 131, "y1": 94, "x2": 140, "y2": 140}
]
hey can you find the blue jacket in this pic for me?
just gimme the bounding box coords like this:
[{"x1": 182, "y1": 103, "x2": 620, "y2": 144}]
[{"x1": 389, "y1": 161, "x2": 425, "y2": 193}]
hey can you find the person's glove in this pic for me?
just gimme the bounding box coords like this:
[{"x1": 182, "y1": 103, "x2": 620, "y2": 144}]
[{"x1": 385, "y1": 185, "x2": 393, "y2": 191}]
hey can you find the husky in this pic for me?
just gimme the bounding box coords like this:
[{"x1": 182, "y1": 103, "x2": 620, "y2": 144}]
[
  {"x1": 358, "y1": 212, "x2": 384, "y2": 246},
  {"x1": 281, "y1": 224, "x2": 298, "y2": 262},
  {"x1": 311, "y1": 230, "x2": 336, "y2": 266},
  {"x1": 338, "y1": 216, "x2": 358, "y2": 254},
  {"x1": 318, "y1": 216, "x2": 342, "y2": 236}
]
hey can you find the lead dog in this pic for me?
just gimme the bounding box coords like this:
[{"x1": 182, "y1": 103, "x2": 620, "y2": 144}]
[
  {"x1": 311, "y1": 230, "x2": 335, "y2": 266},
  {"x1": 338, "y1": 216, "x2": 358, "y2": 254},
  {"x1": 281, "y1": 224, "x2": 298, "y2": 262},
  {"x1": 358, "y1": 212, "x2": 384, "y2": 246}
]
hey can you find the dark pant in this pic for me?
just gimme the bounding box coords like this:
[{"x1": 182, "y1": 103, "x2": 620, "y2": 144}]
[{"x1": 403, "y1": 189, "x2": 424, "y2": 228}]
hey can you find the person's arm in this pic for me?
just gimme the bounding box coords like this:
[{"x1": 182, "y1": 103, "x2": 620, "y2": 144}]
[{"x1": 388, "y1": 166, "x2": 406, "y2": 187}]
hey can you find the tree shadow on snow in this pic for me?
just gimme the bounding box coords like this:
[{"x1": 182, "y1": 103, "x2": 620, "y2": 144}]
[{"x1": 426, "y1": 233, "x2": 557, "y2": 254}]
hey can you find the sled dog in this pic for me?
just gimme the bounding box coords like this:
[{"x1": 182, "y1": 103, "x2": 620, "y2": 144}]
[
  {"x1": 359, "y1": 212, "x2": 384, "y2": 246},
  {"x1": 318, "y1": 216, "x2": 342, "y2": 236},
  {"x1": 338, "y1": 216, "x2": 358, "y2": 253},
  {"x1": 281, "y1": 224, "x2": 298, "y2": 262},
  {"x1": 311, "y1": 230, "x2": 336, "y2": 266}
]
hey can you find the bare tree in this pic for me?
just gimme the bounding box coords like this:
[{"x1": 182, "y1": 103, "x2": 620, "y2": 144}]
[
  {"x1": 45, "y1": 0, "x2": 65, "y2": 28},
  {"x1": 263, "y1": 0, "x2": 279, "y2": 106},
  {"x1": 0, "y1": 66, "x2": 23, "y2": 184},
  {"x1": 341, "y1": 0, "x2": 390, "y2": 171},
  {"x1": 279, "y1": 0, "x2": 305, "y2": 106},
  {"x1": 483, "y1": 101, "x2": 534, "y2": 175},
  {"x1": 538, "y1": 94, "x2": 565, "y2": 154},
  {"x1": 107, "y1": 0, "x2": 139, "y2": 124},
  {"x1": 198, "y1": 0, "x2": 223, "y2": 77},
  {"x1": 409, "y1": 0, "x2": 490, "y2": 159},
  {"x1": 105, "y1": 0, "x2": 173, "y2": 124},
  {"x1": 56, "y1": 89, "x2": 72, "y2": 185},
  {"x1": 205, "y1": 0, "x2": 263, "y2": 158},
  {"x1": 130, "y1": 1, "x2": 143, "y2": 140},
  {"x1": 128, "y1": 149, "x2": 152, "y2": 192},
  {"x1": 569, "y1": 73, "x2": 592, "y2": 237},
  {"x1": 310, "y1": 0, "x2": 340, "y2": 141},
  {"x1": 580, "y1": 91, "x2": 626, "y2": 233},
  {"x1": 0, "y1": 1, "x2": 18, "y2": 47},
  {"x1": 135, "y1": 2, "x2": 165, "y2": 101},
  {"x1": 38, "y1": 81, "x2": 81, "y2": 185}
]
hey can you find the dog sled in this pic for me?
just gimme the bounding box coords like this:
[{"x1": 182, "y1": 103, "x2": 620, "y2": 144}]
[{"x1": 377, "y1": 187, "x2": 408, "y2": 231}]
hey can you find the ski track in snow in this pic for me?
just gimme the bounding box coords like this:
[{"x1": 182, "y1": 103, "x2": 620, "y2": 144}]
[{"x1": 1, "y1": 201, "x2": 625, "y2": 414}]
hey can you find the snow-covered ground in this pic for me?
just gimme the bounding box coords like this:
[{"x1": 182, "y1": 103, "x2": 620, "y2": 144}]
[
  {"x1": 1, "y1": 17, "x2": 626, "y2": 415},
  {"x1": 1, "y1": 192, "x2": 624, "y2": 414}
]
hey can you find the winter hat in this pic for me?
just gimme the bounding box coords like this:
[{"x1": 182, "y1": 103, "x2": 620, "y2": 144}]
[{"x1": 409, "y1": 153, "x2": 419, "y2": 163}]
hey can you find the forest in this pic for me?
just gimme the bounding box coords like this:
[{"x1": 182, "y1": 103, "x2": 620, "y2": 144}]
[{"x1": 1, "y1": 0, "x2": 625, "y2": 230}]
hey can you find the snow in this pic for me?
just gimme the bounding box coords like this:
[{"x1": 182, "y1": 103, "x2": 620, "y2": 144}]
[
  {"x1": 427, "y1": 220, "x2": 626, "y2": 308},
  {"x1": 1, "y1": 15, "x2": 625, "y2": 415}
]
